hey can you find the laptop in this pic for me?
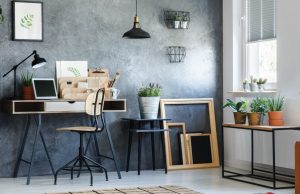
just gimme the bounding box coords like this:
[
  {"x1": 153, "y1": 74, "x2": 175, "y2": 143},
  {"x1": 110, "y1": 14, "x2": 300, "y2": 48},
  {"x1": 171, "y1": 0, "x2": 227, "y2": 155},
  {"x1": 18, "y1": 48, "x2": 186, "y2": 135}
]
[{"x1": 32, "y1": 78, "x2": 58, "y2": 100}]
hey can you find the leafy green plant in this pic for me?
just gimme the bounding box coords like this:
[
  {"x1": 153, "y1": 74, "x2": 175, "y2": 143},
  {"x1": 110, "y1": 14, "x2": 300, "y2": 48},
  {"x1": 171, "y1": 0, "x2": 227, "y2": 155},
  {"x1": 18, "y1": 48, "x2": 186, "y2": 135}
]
[
  {"x1": 20, "y1": 14, "x2": 34, "y2": 29},
  {"x1": 138, "y1": 83, "x2": 162, "y2": 97},
  {"x1": 268, "y1": 95, "x2": 285, "y2": 111},
  {"x1": 257, "y1": 78, "x2": 268, "y2": 84},
  {"x1": 250, "y1": 75, "x2": 257, "y2": 84},
  {"x1": 250, "y1": 97, "x2": 268, "y2": 114},
  {"x1": 21, "y1": 71, "x2": 33, "y2": 86},
  {"x1": 223, "y1": 99, "x2": 248, "y2": 112}
]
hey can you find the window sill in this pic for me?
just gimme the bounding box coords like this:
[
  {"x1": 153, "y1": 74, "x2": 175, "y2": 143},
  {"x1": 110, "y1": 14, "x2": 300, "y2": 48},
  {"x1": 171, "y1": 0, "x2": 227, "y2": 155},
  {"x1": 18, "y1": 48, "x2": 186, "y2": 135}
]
[{"x1": 227, "y1": 90, "x2": 277, "y2": 97}]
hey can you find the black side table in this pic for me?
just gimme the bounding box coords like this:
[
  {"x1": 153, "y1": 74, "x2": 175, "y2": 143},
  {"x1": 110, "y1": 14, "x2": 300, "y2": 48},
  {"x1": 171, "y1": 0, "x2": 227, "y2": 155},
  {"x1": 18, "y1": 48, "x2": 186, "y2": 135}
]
[{"x1": 122, "y1": 118, "x2": 171, "y2": 175}]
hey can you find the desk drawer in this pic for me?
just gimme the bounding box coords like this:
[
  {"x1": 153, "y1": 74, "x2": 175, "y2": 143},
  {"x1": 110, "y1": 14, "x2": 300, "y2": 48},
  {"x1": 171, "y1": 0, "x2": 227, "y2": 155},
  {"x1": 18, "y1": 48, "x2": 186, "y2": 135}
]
[{"x1": 45, "y1": 101, "x2": 85, "y2": 112}]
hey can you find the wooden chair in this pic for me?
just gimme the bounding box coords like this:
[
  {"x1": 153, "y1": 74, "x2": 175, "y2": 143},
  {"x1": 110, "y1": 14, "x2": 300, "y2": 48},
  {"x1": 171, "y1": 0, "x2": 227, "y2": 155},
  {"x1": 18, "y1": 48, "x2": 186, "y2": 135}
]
[{"x1": 54, "y1": 89, "x2": 108, "y2": 186}]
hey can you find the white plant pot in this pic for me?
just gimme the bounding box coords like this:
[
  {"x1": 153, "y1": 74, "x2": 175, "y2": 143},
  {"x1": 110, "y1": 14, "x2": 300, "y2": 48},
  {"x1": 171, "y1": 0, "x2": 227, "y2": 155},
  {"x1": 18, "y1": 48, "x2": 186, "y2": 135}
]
[
  {"x1": 257, "y1": 84, "x2": 264, "y2": 92},
  {"x1": 181, "y1": 21, "x2": 188, "y2": 29},
  {"x1": 138, "y1": 96, "x2": 160, "y2": 119},
  {"x1": 174, "y1": 21, "x2": 180, "y2": 29},
  {"x1": 250, "y1": 83, "x2": 258, "y2": 92}
]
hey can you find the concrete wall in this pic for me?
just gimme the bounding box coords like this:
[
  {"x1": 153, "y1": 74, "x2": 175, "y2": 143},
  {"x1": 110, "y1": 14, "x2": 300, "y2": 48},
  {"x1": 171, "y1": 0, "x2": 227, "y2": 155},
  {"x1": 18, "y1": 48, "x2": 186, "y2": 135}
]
[
  {"x1": 223, "y1": 0, "x2": 300, "y2": 169},
  {"x1": 0, "y1": 0, "x2": 223, "y2": 177}
]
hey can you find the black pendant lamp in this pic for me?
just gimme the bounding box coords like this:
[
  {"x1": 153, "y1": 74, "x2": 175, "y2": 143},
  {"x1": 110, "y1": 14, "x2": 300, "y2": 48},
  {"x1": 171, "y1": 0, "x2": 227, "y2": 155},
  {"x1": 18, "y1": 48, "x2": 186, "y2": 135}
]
[{"x1": 123, "y1": 0, "x2": 150, "y2": 39}]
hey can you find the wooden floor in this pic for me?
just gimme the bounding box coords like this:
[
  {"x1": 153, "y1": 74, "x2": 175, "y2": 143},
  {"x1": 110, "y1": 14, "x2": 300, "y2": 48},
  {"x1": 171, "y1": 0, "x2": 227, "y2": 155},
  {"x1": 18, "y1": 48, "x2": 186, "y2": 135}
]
[{"x1": 0, "y1": 168, "x2": 294, "y2": 194}]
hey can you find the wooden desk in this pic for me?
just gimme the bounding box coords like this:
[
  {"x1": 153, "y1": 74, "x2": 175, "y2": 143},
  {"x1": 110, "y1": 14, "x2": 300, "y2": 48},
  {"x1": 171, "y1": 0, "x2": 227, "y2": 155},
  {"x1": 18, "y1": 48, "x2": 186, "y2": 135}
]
[
  {"x1": 2, "y1": 99, "x2": 126, "y2": 184},
  {"x1": 222, "y1": 123, "x2": 300, "y2": 189}
]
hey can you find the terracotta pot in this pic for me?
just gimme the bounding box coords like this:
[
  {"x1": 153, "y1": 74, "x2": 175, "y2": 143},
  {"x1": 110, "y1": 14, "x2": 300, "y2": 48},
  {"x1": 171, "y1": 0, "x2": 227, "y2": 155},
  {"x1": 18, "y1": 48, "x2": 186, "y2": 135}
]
[
  {"x1": 22, "y1": 86, "x2": 34, "y2": 100},
  {"x1": 268, "y1": 111, "x2": 284, "y2": 126},
  {"x1": 247, "y1": 112, "x2": 261, "y2": 125},
  {"x1": 233, "y1": 112, "x2": 247, "y2": 124}
]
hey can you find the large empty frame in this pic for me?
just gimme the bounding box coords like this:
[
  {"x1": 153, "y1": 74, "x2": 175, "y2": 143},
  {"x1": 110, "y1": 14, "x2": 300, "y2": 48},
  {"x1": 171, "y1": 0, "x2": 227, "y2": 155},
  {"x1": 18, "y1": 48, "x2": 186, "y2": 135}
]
[{"x1": 160, "y1": 98, "x2": 220, "y2": 170}]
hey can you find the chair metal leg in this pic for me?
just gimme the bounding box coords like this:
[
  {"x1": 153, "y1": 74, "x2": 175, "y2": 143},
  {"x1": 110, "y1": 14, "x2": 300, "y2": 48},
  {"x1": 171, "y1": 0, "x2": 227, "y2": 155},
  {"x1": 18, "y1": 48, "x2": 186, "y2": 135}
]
[
  {"x1": 14, "y1": 115, "x2": 31, "y2": 178},
  {"x1": 103, "y1": 114, "x2": 121, "y2": 179},
  {"x1": 83, "y1": 156, "x2": 108, "y2": 181},
  {"x1": 54, "y1": 156, "x2": 79, "y2": 185},
  {"x1": 71, "y1": 157, "x2": 80, "y2": 180},
  {"x1": 81, "y1": 157, "x2": 93, "y2": 186},
  {"x1": 126, "y1": 131, "x2": 133, "y2": 172}
]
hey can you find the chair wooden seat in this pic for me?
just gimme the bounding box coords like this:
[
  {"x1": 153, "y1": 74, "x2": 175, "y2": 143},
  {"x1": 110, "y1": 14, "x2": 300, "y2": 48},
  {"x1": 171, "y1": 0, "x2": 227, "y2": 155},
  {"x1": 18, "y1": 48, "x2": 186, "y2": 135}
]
[{"x1": 57, "y1": 126, "x2": 97, "y2": 132}]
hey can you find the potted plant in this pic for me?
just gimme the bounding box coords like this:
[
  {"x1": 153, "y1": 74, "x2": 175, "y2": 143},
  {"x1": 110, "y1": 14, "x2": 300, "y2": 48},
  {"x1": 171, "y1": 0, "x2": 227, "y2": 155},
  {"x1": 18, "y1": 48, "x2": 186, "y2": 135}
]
[
  {"x1": 21, "y1": 72, "x2": 34, "y2": 100},
  {"x1": 248, "y1": 97, "x2": 268, "y2": 125},
  {"x1": 257, "y1": 78, "x2": 268, "y2": 91},
  {"x1": 223, "y1": 99, "x2": 248, "y2": 124},
  {"x1": 181, "y1": 15, "x2": 189, "y2": 29},
  {"x1": 242, "y1": 79, "x2": 249, "y2": 92},
  {"x1": 173, "y1": 13, "x2": 181, "y2": 29},
  {"x1": 267, "y1": 95, "x2": 285, "y2": 126},
  {"x1": 249, "y1": 76, "x2": 258, "y2": 92},
  {"x1": 138, "y1": 83, "x2": 162, "y2": 119}
]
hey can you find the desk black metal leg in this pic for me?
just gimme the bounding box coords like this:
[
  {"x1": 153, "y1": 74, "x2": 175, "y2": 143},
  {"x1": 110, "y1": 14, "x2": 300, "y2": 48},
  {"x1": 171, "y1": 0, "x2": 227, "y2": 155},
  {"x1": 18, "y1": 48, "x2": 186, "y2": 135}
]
[
  {"x1": 126, "y1": 131, "x2": 133, "y2": 172},
  {"x1": 138, "y1": 133, "x2": 142, "y2": 175},
  {"x1": 251, "y1": 130, "x2": 254, "y2": 175},
  {"x1": 103, "y1": 114, "x2": 121, "y2": 179},
  {"x1": 160, "y1": 131, "x2": 167, "y2": 174},
  {"x1": 151, "y1": 121, "x2": 156, "y2": 171},
  {"x1": 272, "y1": 130, "x2": 276, "y2": 189},
  {"x1": 26, "y1": 114, "x2": 42, "y2": 185},
  {"x1": 221, "y1": 125, "x2": 224, "y2": 177},
  {"x1": 39, "y1": 131, "x2": 55, "y2": 176},
  {"x1": 14, "y1": 115, "x2": 31, "y2": 178}
]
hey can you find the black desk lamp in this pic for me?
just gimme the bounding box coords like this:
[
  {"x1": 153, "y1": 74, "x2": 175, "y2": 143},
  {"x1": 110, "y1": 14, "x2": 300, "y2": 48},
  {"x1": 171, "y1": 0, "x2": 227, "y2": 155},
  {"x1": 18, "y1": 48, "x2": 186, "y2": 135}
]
[{"x1": 2, "y1": 50, "x2": 46, "y2": 99}]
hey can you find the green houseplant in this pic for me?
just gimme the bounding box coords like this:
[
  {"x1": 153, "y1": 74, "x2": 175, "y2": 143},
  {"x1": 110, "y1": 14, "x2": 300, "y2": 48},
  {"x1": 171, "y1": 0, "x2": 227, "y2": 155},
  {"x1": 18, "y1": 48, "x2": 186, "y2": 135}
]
[
  {"x1": 257, "y1": 78, "x2": 268, "y2": 91},
  {"x1": 138, "y1": 83, "x2": 162, "y2": 119},
  {"x1": 249, "y1": 76, "x2": 258, "y2": 92},
  {"x1": 248, "y1": 97, "x2": 268, "y2": 125},
  {"x1": 21, "y1": 72, "x2": 34, "y2": 100},
  {"x1": 223, "y1": 99, "x2": 248, "y2": 124},
  {"x1": 173, "y1": 13, "x2": 182, "y2": 29},
  {"x1": 267, "y1": 95, "x2": 285, "y2": 126}
]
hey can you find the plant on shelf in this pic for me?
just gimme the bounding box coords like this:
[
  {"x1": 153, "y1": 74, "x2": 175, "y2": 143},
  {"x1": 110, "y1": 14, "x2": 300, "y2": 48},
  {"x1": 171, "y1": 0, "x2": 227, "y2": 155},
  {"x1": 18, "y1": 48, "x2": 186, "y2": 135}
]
[
  {"x1": 173, "y1": 13, "x2": 182, "y2": 29},
  {"x1": 242, "y1": 79, "x2": 249, "y2": 92},
  {"x1": 181, "y1": 14, "x2": 189, "y2": 29},
  {"x1": 257, "y1": 78, "x2": 268, "y2": 91},
  {"x1": 21, "y1": 71, "x2": 34, "y2": 100},
  {"x1": 223, "y1": 99, "x2": 248, "y2": 124},
  {"x1": 249, "y1": 76, "x2": 258, "y2": 92},
  {"x1": 267, "y1": 95, "x2": 285, "y2": 126},
  {"x1": 138, "y1": 83, "x2": 162, "y2": 119},
  {"x1": 248, "y1": 97, "x2": 268, "y2": 125}
]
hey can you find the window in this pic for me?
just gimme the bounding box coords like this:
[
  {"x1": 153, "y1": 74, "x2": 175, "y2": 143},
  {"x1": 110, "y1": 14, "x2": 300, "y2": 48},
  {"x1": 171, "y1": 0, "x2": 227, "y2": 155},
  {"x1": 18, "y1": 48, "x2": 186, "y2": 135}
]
[{"x1": 243, "y1": 0, "x2": 277, "y2": 88}]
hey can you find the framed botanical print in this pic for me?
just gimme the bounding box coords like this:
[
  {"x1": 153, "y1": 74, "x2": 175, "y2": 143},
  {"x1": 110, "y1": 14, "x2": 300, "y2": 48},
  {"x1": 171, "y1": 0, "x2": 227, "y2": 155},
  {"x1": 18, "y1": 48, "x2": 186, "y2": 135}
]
[{"x1": 12, "y1": 1, "x2": 43, "y2": 41}]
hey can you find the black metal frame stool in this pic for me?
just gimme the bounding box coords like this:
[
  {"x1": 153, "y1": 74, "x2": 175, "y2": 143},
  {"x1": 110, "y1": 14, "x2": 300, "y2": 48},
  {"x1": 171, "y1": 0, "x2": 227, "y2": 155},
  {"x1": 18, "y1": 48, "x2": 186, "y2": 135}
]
[
  {"x1": 123, "y1": 118, "x2": 171, "y2": 175},
  {"x1": 54, "y1": 89, "x2": 109, "y2": 186}
]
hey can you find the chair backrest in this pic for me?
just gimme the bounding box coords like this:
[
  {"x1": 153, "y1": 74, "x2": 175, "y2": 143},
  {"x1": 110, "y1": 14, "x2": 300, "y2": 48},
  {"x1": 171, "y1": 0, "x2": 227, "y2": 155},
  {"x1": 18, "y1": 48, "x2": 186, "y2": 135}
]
[{"x1": 85, "y1": 89, "x2": 105, "y2": 116}]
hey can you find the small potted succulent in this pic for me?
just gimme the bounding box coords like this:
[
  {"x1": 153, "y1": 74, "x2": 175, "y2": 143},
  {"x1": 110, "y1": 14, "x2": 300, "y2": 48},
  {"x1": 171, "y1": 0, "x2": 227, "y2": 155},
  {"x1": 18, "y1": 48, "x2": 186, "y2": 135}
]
[
  {"x1": 267, "y1": 95, "x2": 285, "y2": 126},
  {"x1": 242, "y1": 79, "x2": 249, "y2": 92},
  {"x1": 180, "y1": 15, "x2": 189, "y2": 29},
  {"x1": 257, "y1": 78, "x2": 268, "y2": 91},
  {"x1": 138, "y1": 83, "x2": 162, "y2": 119},
  {"x1": 173, "y1": 13, "x2": 181, "y2": 29},
  {"x1": 249, "y1": 76, "x2": 258, "y2": 92},
  {"x1": 248, "y1": 97, "x2": 268, "y2": 125},
  {"x1": 21, "y1": 72, "x2": 34, "y2": 100},
  {"x1": 223, "y1": 99, "x2": 248, "y2": 124}
]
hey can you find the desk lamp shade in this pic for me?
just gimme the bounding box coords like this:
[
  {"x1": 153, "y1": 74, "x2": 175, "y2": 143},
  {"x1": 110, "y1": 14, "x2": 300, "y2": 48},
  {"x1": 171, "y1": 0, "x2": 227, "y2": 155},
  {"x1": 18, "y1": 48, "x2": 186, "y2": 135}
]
[
  {"x1": 123, "y1": 0, "x2": 150, "y2": 39},
  {"x1": 32, "y1": 53, "x2": 46, "y2": 68}
]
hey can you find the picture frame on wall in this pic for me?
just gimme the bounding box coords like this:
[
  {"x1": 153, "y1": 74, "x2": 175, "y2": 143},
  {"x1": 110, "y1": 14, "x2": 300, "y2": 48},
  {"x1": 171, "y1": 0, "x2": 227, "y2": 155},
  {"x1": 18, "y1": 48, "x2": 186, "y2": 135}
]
[{"x1": 12, "y1": 1, "x2": 43, "y2": 41}]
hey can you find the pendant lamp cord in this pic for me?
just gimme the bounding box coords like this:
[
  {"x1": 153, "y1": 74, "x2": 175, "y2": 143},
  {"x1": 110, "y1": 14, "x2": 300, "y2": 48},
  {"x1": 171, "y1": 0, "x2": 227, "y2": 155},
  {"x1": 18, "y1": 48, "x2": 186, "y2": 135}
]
[{"x1": 135, "y1": 0, "x2": 138, "y2": 16}]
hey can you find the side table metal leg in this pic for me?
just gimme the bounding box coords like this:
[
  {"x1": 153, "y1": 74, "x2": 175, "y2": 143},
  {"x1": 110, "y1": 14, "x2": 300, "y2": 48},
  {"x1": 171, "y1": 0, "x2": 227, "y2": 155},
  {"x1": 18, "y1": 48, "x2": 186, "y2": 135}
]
[
  {"x1": 126, "y1": 131, "x2": 133, "y2": 172},
  {"x1": 14, "y1": 115, "x2": 31, "y2": 178},
  {"x1": 251, "y1": 129, "x2": 254, "y2": 175},
  {"x1": 160, "y1": 131, "x2": 167, "y2": 174},
  {"x1": 138, "y1": 132, "x2": 142, "y2": 175},
  {"x1": 272, "y1": 130, "x2": 276, "y2": 189},
  {"x1": 221, "y1": 125, "x2": 224, "y2": 177},
  {"x1": 151, "y1": 121, "x2": 156, "y2": 171}
]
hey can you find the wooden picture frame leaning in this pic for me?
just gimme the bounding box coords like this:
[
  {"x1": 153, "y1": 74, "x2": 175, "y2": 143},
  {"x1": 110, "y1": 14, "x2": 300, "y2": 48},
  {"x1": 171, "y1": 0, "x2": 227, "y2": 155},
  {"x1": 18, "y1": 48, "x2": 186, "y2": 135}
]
[{"x1": 160, "y1": 98, "x2": 220, "y2": 170}]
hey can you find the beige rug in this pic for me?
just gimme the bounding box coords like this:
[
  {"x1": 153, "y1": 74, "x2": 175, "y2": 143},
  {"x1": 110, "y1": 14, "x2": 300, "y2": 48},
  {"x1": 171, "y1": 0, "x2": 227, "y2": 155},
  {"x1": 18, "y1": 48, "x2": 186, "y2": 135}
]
[{"x1": 48, "y1": 185, "x2": 203, "y2": 194}]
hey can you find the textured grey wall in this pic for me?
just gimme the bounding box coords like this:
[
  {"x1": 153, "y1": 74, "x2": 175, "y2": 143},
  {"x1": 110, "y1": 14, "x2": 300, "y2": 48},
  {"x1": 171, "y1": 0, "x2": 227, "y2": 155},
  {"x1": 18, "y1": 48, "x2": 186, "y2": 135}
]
[{"x1": 0, "y1": 0, "x2": 222, "y2": 177}]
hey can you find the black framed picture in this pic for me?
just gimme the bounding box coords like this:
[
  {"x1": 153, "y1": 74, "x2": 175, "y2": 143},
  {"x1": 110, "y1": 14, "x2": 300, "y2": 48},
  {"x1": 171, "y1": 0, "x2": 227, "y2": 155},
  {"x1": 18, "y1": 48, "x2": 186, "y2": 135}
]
[{"x1": 12, "y1": 1, "x2": 43, "y2": 41}]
